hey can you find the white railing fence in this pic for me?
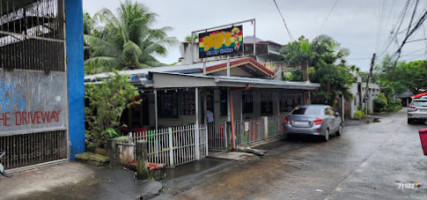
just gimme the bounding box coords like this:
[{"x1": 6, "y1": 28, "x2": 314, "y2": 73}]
[{"x1": 129, "y1": 124, "x2": 208, "y2": 167}]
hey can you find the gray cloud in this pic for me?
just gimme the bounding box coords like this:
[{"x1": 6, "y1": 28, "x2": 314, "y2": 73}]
[{"x1": 83, "y1": 0, "x2": 427, "y2": 71}]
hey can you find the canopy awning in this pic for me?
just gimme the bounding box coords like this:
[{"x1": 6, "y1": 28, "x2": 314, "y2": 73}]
[{"x1": 149, "y1": 71, "x2": 320, "y2": 90}]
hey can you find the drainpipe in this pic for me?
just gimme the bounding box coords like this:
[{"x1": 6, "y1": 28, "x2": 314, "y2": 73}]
[{"x1": 229, "y1": 84, "x2": 251, "y2": 149}]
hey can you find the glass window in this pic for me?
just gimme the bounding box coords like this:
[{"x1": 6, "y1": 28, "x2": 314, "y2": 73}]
[
  {"x1": 291, "y1": 106, "x2": 323, "y2": 116},
  {"x1": 158, "y1": 92, "x2": 179, "y2": 119},
  {"x1": 324, "y1": 108, "x2": 334, "y2": 115},
  {"x1": 413, "y1": 100, "x2": 427, "y2": 107},
  {"x1": 181, "y1": 91, "x2": 195, "y2": 116}
]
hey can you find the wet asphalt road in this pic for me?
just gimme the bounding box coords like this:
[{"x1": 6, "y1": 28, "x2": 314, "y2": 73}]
[{"x1": 155, "y1": 109, "x2": 427, "y2": 200}]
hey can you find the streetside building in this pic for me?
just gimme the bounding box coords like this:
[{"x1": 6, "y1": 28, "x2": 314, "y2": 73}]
[
  {"x1": 0, "y1": 0, "x2": 85, "y2": 171},
  {"x1": 85, "y1": 57, "x2": 320, "y2": 153},
  {"x1": 396, "y1": 89, "x2": 414, "y2": 107},
  {"x1": 345, "y1": 77, "x2": 380, "y2": 118}
]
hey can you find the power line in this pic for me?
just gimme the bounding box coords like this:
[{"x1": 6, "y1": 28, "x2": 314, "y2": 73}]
[
  {"x1": 405, "y1": 0, "x2": 420, "y2": 36},
  {"x1": 318, "y1": 0, "x2": 339, "y2": 34},
  {"x1": 406, "y1": 37, "x2": 427, "y2": 43},
  {"x1": 394, "y1": 9, "x2": 427, "y2": 60},
  {"x1": 377, "y1": 0, "x2": 411, "y2": 58},
  {"x1": 272, "y1": 0, "x2": 294, "y2": 41}
]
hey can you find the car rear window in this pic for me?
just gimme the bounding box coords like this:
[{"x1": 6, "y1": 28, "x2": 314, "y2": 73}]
[
  {"x1": 413, "y1": 100, "x2": 427, "y2": 107},
  {"x1": 291, "y1": 107, "x2": 323, "y2": 115}
]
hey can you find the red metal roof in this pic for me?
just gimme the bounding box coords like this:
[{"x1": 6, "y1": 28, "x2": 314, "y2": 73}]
[{"x1": 200, "y1": 57, "x2": 274, "y2": 76}]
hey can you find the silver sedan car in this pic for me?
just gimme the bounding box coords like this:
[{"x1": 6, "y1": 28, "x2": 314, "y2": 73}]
[
  {"x1": 407, "y1": 99, "x2": 427, "y2": 124},
  {"x1": 284, "y1": 105, "x2": 342, "y2": 141}
]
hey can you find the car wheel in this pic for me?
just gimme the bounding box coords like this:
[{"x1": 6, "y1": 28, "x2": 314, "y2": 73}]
[
  {"x1": 336, "y1": 125, "x2": 342, "y2": 136},
  {"x1": 407, "y1": 118, "x2": 412, "y2": 124},
  {"x1": 323, "y1": 129, "x2": 329, "y2": 142}
]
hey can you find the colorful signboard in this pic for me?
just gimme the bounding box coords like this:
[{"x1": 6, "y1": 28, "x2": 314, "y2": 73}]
[{"x1": 198, "y1": 25, "x2": 243, "y2": 58}]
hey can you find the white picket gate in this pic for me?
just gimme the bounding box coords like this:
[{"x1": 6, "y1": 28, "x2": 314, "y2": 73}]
[{"x1": 129, "y1": 124, "x2": 208, "y2": 167}]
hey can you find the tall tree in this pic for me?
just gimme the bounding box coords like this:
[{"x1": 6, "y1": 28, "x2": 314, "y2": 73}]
[
  {"x1": 378, "y1": 58, "x2": 427, "y2": 94},
  {"x1": 84, "y1": 0, "x2": 177, "y2": 74},
  {"x1": 185, "y1": 35, "x2": 199, "y2": 43},
  {"x1": 280, "y1": 35, "x2": 354, "y2": 106}
]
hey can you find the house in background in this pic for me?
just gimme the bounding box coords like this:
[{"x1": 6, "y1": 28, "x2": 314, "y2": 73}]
[
  {"x1": 180, "y1": 36, "x2": 287, "y2": 77},
  {"x1": 0, "y1": 0, "x2": 85, "y2": 171},
  {"x1": 396, "y1": 89, "x2": 414, "y2": 107},
  {"x1": 345, "y1": 76, "x2": 380, "y2": 118}
]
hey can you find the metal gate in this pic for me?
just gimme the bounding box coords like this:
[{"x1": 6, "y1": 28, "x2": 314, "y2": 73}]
[
  {"x1": 0, "y1": 0, "x2": 68, "y2": 170},
  {"x1": 207, "y1": 122, "x2": 228, "y2": 151}
]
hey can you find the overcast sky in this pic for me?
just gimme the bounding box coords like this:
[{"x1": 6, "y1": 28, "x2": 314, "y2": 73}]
[{"x1": 83, "y1": 0, "x2": 427, "y2": 71}]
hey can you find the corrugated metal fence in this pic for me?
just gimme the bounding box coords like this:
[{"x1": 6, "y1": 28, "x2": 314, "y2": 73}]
[
  {"x1": 129, "y1": 124, "x2": 207, "y2": 167},
  {"x1": 207, "y1": 116, "x2": 285, "y2": 150},
  {"x1": 0, "y1": 0, "x2": 68, "y2": 170},
  {"x1": 234, "y1": 115, "x2": 284, "y2": 147}
]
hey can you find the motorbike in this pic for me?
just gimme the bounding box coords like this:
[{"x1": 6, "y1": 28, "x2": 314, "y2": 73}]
[{"x1": 0, "y1": 150, "x2": 10, "y2": 177}]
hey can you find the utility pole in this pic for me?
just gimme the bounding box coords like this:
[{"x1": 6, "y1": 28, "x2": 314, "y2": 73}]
[
  {"x1": 362, "y1": 53, "x2": 376, "y2": 114},
  {"x1": 302, "y1": 62, "x2": 309, "y2": 82}
]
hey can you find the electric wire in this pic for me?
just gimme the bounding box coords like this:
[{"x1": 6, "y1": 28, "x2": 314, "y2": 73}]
[
  {"x1": 377, "y1": 0, "x2": 411, "y2": 58},
  {"x1": 272, "y1": 0, "x2": 294, "y2": 41},
  {"x1": 318, "y1": 0, "x2": 339, "y2": 34},
  {"x1": 394, "y1": 9, "x2": 427, "y2": 60}
]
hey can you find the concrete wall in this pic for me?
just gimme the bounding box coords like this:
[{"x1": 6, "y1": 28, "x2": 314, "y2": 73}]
[
  {"x1": 65, "y1": 0, "x2": 85, "y2": 160},
  {"x1": 348, "y1": 83, "x2": 380, "y2": 118}
]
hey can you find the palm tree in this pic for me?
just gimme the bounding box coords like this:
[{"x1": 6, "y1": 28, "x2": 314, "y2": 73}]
[
  {"x1": 84, "y1": 0, "x2": 177, "y2": 74},
  {"x1": 185, "y1": 35, "x2": 198, "y2": 43}
]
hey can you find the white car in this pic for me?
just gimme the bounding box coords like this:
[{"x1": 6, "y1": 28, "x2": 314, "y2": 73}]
[{"x1": 408, "y1": 99, "x2": 427, "y2": 124}]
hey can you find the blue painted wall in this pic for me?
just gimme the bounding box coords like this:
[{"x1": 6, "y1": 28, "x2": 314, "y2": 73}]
[{"x1": 65, "y1": 0, "x2": 85, "y2": 160}]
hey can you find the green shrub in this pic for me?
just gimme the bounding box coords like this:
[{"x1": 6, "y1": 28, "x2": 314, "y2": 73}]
[
  {"x1": 353, "y1": 110, "x2": 365, "y2": 120},
  {"x1": 386, "y1": 100, "x2": 402, "y2": 112},
  {"x1": 85, "y1": 70, "x2": 141, "y2": 148},
  {"x1": 373, "y1": 97, "x2": 387, "y2": 112}
]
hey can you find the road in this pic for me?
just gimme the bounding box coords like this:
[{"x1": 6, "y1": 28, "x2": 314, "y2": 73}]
[{"x1": 155, "y1": 109, "x2": 427, "y2": 200}]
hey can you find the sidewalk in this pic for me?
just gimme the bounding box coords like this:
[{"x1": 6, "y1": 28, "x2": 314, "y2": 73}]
[
  {"x1": 0, "y1": 136, "x2": 283, "y2": 200},
  {"x1": 0, "y1": 161, "x2": 162, "y2": 200}
]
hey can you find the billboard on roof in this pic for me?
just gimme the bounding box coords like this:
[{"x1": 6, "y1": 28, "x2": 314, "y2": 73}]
[{"x1": 198, "y1": 25, "x2": 243, "y2": 58}]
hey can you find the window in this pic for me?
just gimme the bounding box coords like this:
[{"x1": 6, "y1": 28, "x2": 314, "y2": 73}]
[
  {"x1": 181, "y1": 92, "x2": 195, "y2": 115},
  {"x1": 280, "y1": 95, "x2": 299, "y2": 112},
  {"x1": 158, "y1": 92, "x2": 179, "y2": 119},
  {"x1": 242, "y1": 93, "x2": 253, "y2": 114},
  {"x1": 220, "y1": 89, "x2": 228, "y2": 117},
  {"x1": 261, "y1": 100, "x2": 273, "y2": 115},
  {"x1": 291, "y1": 106, "x2": 323, "y2": 115},
  {"x1": 324, "y1": 107, "x2": 335, "y2": 115}
]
